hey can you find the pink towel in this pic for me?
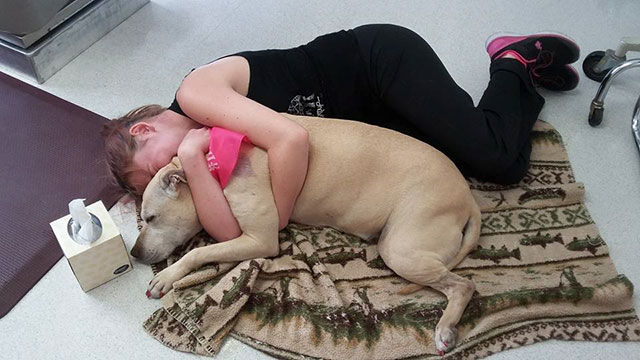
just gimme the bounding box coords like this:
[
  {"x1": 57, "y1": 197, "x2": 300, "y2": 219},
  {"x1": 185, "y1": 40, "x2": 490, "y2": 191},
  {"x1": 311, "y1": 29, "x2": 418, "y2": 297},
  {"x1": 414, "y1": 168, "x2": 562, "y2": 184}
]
[{"x1": 205, "y1": 127, "x2": 250, "y2": 188}]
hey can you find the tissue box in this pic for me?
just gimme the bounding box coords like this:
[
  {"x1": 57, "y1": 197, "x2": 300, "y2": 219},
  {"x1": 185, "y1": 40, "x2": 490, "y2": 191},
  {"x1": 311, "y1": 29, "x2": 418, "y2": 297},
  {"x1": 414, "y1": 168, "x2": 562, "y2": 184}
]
[{"x1": 50, "y1": 200, "x2": 132, "y2": 292}]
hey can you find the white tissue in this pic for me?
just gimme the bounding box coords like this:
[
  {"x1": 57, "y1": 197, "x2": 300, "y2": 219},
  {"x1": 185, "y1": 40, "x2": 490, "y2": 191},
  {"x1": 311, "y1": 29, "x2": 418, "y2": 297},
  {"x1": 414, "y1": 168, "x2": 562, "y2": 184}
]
[{"x1": 69, "y1": 198, "x2": 100, "y2": 245}]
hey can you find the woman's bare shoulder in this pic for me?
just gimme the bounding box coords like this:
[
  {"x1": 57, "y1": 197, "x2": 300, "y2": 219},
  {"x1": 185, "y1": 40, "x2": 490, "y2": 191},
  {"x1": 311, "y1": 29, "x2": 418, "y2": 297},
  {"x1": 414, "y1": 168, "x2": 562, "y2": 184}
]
[{"x1": 184, "y1": 56, "x2": 250, "y2": 96}]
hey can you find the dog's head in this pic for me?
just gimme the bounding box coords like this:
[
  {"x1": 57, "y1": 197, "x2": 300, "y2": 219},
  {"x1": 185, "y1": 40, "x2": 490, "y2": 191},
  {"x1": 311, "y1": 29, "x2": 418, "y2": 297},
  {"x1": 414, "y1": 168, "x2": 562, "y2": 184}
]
[{"x1": 130, "y1": 157, "x2": 202, "y2": 264}]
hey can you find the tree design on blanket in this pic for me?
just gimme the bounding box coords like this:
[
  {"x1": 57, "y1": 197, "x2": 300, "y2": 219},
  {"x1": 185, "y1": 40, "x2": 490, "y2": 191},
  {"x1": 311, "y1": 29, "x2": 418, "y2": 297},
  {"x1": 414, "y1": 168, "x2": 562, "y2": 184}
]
[{"x1": 480, "y1": 204, "x2": 593, "y2": 235}]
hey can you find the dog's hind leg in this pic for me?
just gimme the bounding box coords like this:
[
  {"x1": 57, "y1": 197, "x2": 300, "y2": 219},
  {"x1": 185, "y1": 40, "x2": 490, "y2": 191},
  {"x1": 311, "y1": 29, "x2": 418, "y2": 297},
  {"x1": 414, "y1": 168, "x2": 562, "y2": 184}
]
[
  {"x1": 378, "y1": 226, "x2": 475, "y2": 354},
  {"x1": 427, "y1": 270, "x2": 475, "y2": 354}
]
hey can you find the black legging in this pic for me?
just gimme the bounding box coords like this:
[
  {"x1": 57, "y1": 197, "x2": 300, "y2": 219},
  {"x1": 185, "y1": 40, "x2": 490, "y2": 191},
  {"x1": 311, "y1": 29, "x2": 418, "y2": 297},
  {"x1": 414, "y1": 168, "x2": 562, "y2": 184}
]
[
  {"x1": 311, "y1": 24, "x2": 545, "y2": 184},
  {"x1": 204, "y1": 24, "x2": 545, "y2": 184}
]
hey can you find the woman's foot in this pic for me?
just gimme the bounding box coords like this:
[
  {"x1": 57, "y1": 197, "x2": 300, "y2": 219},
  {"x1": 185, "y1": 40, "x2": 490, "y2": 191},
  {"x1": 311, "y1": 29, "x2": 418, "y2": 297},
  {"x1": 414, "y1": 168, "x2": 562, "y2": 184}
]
[
  {"x1": 533, "y1": 64, "x2": 580, "y2": 91},
  {"x1": 486, "y1": 32, "x2": 581, "y2": 91},
  {"x1": 486, "y1": 32, "x2": 580, "y2": 64}
]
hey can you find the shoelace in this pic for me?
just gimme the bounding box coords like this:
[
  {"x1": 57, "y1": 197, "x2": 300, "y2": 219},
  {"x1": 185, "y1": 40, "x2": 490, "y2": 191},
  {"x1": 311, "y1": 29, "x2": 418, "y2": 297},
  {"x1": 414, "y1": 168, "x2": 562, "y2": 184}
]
[
  {"x1": 536, "y1": 74, "x2": 567, "y2": 88},
  {"x1": 529, "y1": 49, "x2": 554, "y2": 86}
]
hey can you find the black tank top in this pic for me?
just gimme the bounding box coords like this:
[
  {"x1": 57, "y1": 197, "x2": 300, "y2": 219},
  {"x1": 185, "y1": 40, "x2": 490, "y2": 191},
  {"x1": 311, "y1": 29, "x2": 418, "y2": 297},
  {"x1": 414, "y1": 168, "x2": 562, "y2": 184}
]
[
  {"x1": 168, "y1": 29, "x2": 368, "y2": 120},
  {"x1": 168, "y1": 47, "x2": 327, "y2": 118}
]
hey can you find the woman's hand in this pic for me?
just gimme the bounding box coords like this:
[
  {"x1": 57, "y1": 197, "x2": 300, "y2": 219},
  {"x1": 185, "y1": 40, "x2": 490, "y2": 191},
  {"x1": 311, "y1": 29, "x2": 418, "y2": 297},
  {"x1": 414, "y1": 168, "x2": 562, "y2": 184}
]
[
  {"x1": 177, "y1": 69, "x2": 309, "y2": 231},
  {"x1": 177, "y1": 127, "x2": 210, "y2": 160},
  {"x1": 177, "y1": 126, "x2": 242, "y2": 242}
]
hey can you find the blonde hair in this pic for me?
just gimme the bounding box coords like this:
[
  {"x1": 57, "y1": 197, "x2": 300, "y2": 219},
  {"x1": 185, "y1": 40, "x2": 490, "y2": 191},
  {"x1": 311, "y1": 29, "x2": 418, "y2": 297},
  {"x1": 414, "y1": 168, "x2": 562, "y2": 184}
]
[{"x1": 101, "y1": 104, "x2": 167, "y2": 199}]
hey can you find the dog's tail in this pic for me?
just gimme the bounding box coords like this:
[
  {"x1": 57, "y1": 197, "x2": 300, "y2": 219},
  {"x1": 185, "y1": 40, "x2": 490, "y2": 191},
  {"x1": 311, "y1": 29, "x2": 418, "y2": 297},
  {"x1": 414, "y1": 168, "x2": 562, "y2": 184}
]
[
  {"x1": 397, "y1": 201, "x2": 481, "y2": 296},
  {"x1": 397, "y1": 283, "x2": 424, "y2": 295},
  {"x1": 447, "y1": 202, "x2": 482, "y2": 270}
]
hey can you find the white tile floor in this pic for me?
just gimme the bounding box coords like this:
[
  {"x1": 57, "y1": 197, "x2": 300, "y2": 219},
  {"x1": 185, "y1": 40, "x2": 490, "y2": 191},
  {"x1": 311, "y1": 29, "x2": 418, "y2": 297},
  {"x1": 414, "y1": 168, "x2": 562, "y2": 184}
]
[{"x1": 1, "y1": 0, "x2": 640, "y2": 359}]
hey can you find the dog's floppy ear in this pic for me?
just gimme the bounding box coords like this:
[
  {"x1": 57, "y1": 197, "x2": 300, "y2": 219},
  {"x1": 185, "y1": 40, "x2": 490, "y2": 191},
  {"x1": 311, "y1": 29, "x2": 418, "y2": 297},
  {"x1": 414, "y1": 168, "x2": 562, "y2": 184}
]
[
  {"x1": 161, "y1": 169, "x2": 187, "y2": 197},
  {"x1": 170, "y1": 156, "x2": 182, "y2": 169}
]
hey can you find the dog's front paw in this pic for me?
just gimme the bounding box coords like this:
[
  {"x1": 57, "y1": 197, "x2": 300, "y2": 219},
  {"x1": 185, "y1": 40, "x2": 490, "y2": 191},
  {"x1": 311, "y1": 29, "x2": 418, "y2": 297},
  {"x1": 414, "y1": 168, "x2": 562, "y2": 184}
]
[{"x1": 147, "y1": 264, "x2": 188, "y2": 299}]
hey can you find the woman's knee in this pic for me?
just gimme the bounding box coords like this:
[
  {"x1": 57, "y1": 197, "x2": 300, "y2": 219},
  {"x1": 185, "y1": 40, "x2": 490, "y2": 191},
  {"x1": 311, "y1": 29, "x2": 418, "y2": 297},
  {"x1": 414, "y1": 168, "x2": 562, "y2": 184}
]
[
  {"x1": 354, "y1": 23, "x2": 416, "y2": 36},
  {"x1": 353, "y1": 23, "x2": 425, "y2": 48},
  {"x1": 468, "y1": 152, "x2": 529, "y2": 185},
  {"x1": 490, "y1": 162, "x2": 528, "y2": 185}
]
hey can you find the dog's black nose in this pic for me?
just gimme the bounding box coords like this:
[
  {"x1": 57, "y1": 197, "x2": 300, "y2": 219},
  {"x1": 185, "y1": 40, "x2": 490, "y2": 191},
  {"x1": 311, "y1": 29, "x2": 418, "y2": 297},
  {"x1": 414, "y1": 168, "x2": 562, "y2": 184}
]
[{"x1": 130, "y1": 246, "x2": 140, "y2": 258}]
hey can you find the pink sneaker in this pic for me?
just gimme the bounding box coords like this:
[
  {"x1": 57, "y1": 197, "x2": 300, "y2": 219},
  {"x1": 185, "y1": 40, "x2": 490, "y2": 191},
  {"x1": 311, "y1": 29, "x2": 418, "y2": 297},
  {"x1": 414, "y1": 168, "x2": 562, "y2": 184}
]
[
  {"x1": 486, "y1": 32, "x2": 580, "y2": 65},
  {"x1": 486, "y1": 32, "x2": 581, "y2": 91},
  {"x1": 533, "y1": 64, "x2": 580, "y2": 91}
]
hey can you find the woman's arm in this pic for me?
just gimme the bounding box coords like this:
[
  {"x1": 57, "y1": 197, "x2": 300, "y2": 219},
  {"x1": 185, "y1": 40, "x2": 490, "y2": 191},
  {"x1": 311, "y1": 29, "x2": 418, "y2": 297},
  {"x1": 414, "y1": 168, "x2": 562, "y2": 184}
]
[
  {"x1": 178, "y1": 128, "x2": 241, "y2": 242},
  {"x1": 176, "y1": 63, "x2": 309, "y2": 230}
]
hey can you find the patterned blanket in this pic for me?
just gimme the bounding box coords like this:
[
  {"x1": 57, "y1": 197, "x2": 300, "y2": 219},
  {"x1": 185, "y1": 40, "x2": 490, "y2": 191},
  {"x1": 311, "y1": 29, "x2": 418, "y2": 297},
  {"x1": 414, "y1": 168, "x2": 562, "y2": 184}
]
[{"x1": 141, "y1": 121, "x2": 640, "y2": 359}]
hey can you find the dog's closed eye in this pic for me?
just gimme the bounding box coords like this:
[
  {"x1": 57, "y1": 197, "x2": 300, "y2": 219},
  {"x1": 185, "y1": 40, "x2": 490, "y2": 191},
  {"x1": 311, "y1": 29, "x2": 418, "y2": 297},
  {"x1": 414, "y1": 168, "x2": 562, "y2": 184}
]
[{"x1": 144, "y1": 215, "x2": 156, "y2": 224}]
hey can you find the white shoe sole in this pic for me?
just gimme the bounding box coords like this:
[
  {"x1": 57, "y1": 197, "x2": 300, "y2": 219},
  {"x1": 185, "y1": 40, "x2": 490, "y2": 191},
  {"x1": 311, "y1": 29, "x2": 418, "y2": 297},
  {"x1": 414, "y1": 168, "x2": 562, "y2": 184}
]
[{"x1": 485, "y1": 31, "x2": 579, "y2": 53}]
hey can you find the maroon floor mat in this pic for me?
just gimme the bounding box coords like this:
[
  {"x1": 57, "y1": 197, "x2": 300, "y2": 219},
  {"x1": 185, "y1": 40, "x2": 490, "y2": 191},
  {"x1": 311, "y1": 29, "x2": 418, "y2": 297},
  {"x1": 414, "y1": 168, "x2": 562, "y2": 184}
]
[{"x1": 0, "y1": 71, "x2": 120, "y2": 318}]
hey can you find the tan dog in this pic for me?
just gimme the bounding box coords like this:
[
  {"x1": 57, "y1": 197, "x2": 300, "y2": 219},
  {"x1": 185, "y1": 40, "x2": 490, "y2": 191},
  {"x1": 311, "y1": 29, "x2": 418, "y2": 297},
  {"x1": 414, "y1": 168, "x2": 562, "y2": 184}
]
[{"x1": 131, "y1": 114, "x2": 481, "y2": 353}]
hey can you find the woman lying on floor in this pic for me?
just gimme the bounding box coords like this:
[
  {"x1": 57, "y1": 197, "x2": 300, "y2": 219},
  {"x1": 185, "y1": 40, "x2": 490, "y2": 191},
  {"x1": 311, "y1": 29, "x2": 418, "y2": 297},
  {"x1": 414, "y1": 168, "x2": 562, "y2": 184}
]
[{"x1": 101, "y1": 23, "x2": 580, "y2": 241}]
